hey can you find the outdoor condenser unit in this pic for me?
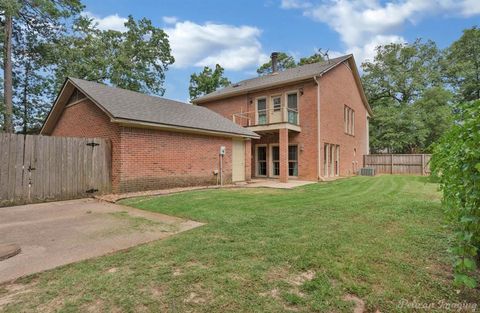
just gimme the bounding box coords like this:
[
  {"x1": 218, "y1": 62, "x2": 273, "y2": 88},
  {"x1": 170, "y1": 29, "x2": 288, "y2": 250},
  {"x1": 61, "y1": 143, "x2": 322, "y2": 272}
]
[{"x1": 359, "y1": 167, "x2": 376, "y2": 176}]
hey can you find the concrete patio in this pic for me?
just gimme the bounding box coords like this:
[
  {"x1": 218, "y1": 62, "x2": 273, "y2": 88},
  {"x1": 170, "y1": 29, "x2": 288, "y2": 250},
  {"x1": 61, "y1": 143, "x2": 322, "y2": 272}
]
[{"x1": 0, "y1": 199, "x2": 203, "y2": 283}]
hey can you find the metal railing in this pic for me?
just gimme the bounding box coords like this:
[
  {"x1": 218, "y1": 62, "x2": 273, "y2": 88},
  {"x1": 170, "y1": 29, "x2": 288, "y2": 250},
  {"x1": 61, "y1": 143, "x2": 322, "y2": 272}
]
[{"x1": 232, "y1": 106, "x2": 299, "y2": 127}]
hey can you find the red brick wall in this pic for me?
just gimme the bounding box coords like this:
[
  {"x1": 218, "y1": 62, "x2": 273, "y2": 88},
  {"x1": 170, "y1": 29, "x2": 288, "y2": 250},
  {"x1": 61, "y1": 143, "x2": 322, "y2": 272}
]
[
  {"x1": 319, "y1": 61, "x2": 369, "y2": 176},
  {"x1": 199, "y1": 81, "x2": 320, "y2": 181},
  {"x1": 50, "y1": 97, "x2": 241, "y2": 193},
  {"x1": 118, "y1": 127, "x2": 233, "y2": 193},
  {"x1": 198, "y1": 62, "x2": 370, "y2": 180},
  {"x1": 50, "y1": 99, "x2": 122, "y2": 190}
]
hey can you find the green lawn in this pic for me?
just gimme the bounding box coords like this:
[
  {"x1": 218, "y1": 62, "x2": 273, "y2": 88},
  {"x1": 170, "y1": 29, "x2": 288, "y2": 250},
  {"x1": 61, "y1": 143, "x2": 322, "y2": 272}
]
[{"x1": 1, "y1": 176, "x2": 478, "y2": 312}]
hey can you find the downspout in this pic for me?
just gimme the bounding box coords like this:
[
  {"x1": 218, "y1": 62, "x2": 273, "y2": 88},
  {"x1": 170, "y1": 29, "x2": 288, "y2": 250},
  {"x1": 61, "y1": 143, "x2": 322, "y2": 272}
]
[{"x1": 313, "y1": 75, "x2": 322, "y2": 181}]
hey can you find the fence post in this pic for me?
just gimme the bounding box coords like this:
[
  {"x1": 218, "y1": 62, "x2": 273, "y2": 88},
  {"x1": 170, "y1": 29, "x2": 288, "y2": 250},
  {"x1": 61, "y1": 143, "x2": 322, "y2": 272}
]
[
  {"x1": 391, "y1": 154, "x2": 394, "y2": 174},
  {"x1": 421, "y1": 154, "x2": 425, "y2": 176}
]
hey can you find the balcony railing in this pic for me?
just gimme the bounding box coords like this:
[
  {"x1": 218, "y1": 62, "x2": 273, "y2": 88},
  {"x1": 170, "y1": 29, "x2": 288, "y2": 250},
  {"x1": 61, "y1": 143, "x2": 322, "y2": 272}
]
[{"x1": 232, "y1": 106, "x2": 299, "y2": 127}]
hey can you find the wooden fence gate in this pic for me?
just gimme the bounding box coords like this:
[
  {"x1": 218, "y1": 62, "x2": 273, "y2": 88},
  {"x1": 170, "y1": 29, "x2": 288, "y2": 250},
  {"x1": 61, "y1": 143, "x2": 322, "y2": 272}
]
[
  {"x1": 0, "y1": 134, "x2": 111, "y2": 207},
  {"x1": 363, "y1": 154, "x2": 432, "y2": 175}
]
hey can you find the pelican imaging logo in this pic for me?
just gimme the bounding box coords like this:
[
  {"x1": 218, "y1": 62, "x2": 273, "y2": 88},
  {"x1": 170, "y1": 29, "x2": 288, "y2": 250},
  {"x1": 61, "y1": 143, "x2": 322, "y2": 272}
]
[{"x1": 397, "y1": 299, "x2": 477, "y2": 311}]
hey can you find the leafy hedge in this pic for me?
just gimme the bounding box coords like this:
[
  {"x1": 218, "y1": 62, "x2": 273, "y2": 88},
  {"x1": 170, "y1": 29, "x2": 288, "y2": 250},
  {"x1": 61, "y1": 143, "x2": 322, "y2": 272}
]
[{"x1": 431, "y1": 100, "x2": 480, "y2": 288}]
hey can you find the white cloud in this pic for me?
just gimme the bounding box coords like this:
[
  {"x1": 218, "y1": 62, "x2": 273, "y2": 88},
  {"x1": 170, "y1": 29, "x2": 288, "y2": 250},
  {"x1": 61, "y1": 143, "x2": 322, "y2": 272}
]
[
  {"x1": 83, "y1": 12, "x2": 127, "y2": 32},
  {"x1": 280, "y1": 0, "x2": 312, "y2": 9},
  {"x1": 162, "y1": 16, "x2": 178, "y2": 24},
  {"x1": 282, "y1": 0, "x2": 480, "y2": 63},
  {"x1": 165, "y1": 21, "x2": 268, "y2": 70},
  {"x1": 455, "y1": 0, "x2": 480, "y2": 17},
  {"x1": 347, "y1": 35, "x2": 406, "y2": 63}
]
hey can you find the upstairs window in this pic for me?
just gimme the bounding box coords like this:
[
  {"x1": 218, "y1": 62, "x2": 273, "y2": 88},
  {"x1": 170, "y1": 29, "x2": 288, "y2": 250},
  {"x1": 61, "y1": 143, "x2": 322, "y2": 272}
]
[
  {"x1": 272, "y1": 96, "x2": 282, "y2": 111},
  {"x1": 344, "y1": 105, "x2": 355, "y2": 135},
  {"x1": 257, "y1": 98, "x2": 267, "y2": 125},
  {"x1": 287, "y1": 92, "x2": 298, "y2": 124}
]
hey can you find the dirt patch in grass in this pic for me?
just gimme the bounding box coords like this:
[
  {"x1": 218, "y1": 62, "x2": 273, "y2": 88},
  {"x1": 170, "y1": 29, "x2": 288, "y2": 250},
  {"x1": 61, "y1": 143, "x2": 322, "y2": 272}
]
[
  {"x1": 343, "y1": 294, "x2": 366, "y2": 313},
  {"x1": 288, "y1": 270, "x2": 316, "y2": 286},
  {"x1": 0, "y1": 282, "x2": 36, "y2": 309},
  {"x1": 184, "y1": 284, "x2": 212, "y2": 305}
]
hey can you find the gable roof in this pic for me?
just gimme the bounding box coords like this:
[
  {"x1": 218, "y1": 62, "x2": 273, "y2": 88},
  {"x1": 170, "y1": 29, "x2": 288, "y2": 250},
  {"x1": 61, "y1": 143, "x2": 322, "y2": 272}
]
[
  {"x1": 192, "y1": 54, "x2": 372, "y2": 115},
  {"x1": 41, "y1": 78, "x2": 259, "y2": 139}
]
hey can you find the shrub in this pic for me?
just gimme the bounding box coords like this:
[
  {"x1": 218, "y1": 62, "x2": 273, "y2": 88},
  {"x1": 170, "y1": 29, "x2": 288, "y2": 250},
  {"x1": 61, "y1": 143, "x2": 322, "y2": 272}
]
[{"x1": 431, "y1": 100, "x2": 480, "y2": 288}]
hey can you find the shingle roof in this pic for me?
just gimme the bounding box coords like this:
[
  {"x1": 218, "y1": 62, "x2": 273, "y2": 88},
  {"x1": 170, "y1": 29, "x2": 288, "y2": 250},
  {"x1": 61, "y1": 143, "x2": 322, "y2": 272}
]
[
  {"x1": 67, "y1": 78, "x2": 259, "y2": 138},
  {"x1": 193, "y1": 55, "x2": 353, "y2": 103}
]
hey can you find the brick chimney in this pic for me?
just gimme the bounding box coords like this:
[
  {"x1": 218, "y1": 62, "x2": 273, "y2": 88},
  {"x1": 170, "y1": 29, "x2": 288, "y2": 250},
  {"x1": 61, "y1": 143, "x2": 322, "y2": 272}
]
[{"x1": 271, "y1": 52, "x2": 279, "y2": 73}]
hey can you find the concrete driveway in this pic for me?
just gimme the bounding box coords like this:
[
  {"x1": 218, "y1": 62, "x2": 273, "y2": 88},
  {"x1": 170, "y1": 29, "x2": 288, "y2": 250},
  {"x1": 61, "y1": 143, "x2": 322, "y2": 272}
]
[{"x1": 0, "y1": 198, "x2": 203, "y2": 283}]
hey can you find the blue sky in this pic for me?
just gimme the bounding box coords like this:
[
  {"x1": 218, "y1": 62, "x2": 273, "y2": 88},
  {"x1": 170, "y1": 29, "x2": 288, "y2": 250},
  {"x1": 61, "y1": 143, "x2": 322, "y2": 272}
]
[{"x1": 82, "y1": 0, "x2": 480, "y2": 102}]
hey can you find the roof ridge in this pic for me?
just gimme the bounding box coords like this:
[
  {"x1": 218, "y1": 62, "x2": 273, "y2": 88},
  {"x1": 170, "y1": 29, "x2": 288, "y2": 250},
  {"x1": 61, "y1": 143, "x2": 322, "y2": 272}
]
[
  {"x1": 193, "y1": 54, "x2": 352, "y2": 103},
  {"x1": 67, "y1": 77, "x2": 191, "y2": 107}
]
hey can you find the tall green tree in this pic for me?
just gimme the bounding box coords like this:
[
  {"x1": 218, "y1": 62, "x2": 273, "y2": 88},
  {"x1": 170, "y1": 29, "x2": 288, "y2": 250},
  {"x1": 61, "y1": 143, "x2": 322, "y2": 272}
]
[
  {"x1": 189, "y1": 64, "x2": 230, "y2": 100},
  {"x1": 361, "y1": 40, "x2": 448, "y2": 153},
  {"x1": 256, "y1": 50, "x2": 328, "y2": 76},
  {"x1": 298, "y1": 51, "x2": 324, "y2": 65},
  {"x1": 362, "y1": 40, "x2": 442, "y2": 106},
  {"x1": 14, "y1": 28, "x2": 54, "y2": 133},
  {"x1": 51, "y1": 15, "x2": 175, "y2": 96},
  {"x1": 256, "y1": 52, "x2": 295, "y2": 75},
  {"x1": 1, "y1": 0, "x2": 83, "y2": 133},
  {"x1": 413, "y1": 87, "x2": 453, "y2": 152},
  {"x1": 444, "y1": 26, "x2": 480, "y2": 101}
]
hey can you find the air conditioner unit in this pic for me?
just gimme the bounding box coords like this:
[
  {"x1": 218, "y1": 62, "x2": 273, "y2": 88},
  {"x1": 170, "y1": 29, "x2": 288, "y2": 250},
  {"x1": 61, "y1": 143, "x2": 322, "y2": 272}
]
[{"x1": 359, "y1": 167, "x2": 376, "y2": 176}]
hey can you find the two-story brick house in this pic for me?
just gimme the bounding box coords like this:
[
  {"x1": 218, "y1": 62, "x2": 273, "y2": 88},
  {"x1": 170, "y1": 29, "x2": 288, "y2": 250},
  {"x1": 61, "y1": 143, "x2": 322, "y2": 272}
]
[{"x1": 193, "y1": 54, "x2": 372, "y2": 182}]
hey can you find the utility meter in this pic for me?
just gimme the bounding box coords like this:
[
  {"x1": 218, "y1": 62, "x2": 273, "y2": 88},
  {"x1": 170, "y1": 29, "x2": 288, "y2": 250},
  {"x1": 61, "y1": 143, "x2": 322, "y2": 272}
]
[{"x1": 219, "y1": 146, "x2": 226, "y2": 155}]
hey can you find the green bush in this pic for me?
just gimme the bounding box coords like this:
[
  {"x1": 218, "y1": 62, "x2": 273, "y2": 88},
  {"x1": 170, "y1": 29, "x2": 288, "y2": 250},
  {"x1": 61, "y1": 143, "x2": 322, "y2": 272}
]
[{"x1": 431, "y1": 100, "x2": 480, "y2": 288}]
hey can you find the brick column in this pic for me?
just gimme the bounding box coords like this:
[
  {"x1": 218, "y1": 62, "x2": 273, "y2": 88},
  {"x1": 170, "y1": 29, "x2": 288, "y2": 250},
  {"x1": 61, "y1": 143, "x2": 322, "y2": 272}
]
[{"x1": 279, "y1": 128, "x2": 289, "y2": 183}]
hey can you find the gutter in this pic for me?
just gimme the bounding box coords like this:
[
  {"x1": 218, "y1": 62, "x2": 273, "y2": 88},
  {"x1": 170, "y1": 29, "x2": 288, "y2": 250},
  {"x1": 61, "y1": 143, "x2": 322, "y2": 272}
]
[
  {"x1": 313, "y1": 75, "x2": 322, "y2": 181},
  {"x1": 111, "y1": 117, "x2": 260, "y2": 139}
]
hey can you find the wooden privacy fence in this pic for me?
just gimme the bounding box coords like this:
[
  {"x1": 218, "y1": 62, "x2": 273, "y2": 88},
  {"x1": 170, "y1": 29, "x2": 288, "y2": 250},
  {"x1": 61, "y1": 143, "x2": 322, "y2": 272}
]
[
  {"x1": 363, "y1": 154, "x2": 432, "y2": 175},
  {"x1": 1, "y1": 133, "x2": 111, "y2": 206}
]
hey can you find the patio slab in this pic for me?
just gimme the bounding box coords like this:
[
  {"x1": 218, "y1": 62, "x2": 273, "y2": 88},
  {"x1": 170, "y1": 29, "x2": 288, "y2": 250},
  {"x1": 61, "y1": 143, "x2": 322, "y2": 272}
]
[{"x1": 0, "y1": 199, "x2": 203, "y2": 284}]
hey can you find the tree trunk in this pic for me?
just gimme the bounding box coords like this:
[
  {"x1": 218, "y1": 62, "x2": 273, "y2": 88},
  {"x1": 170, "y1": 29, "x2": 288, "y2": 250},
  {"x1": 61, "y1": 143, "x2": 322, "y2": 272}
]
[
  {"x1": 3, "y1": 14, "x2": 13, "y2": 133},
  {"x1": 22, "y1": 62, "x2": 30, "y2": 134}
]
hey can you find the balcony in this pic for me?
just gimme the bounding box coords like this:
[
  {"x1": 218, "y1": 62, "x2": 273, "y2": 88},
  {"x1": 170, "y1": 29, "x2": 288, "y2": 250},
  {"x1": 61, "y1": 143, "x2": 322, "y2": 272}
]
[{"x1": 232, "y1": 105, "x2": 301, "y2": 133}]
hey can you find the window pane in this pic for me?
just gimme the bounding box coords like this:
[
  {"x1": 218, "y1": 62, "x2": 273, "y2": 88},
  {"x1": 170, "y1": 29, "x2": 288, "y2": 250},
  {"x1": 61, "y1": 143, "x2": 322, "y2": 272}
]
[
  {"x1": 272, "y1": 146, "x2": 279, "y2": 161},
  {"x1": 352, "y1": 111, "x2": 355, "y2": 135},
  {"x1": 272, "y1": 97, "x2": 281, "y2": 111},
  {"x1": 258, "y1": 162, "x2": 267, "y2": 176},
  {"x1": 287, "y1": 93, "x2": 297, "y2": 109},
  {"x1": 273, "y1": 162, "x2": 280, "y2": 176},
  {"x1": 288, "y1": 145, "x2": 298, "y2": 161},
  {"x1": 257, "y1": 146, "x2": 266, "y2": 161},
  {"x1": 324, "y1": 143, "x2": 329, "y2": 177},
  {"x1": 287, "y1": 96, "x2": 298, "y2": 124},
  {"x1": 257, "y1": 99, "x2": 267, "y2": 125},
  {"x1": 258, "y1": 113, "x2": 267, "y2": 125},
  {"x1": 288, "y1": 162, "x2": 298, "y2": 176},
  {"x1": 257, "y1": 99, "x2": 266, "y2": 110}
]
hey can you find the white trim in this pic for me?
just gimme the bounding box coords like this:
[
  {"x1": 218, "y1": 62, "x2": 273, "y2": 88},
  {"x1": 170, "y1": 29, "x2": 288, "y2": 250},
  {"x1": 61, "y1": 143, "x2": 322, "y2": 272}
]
[
  {"x1": 255, "y1": 96, "x2": 267, "y2": 125},
  {"x1": 255, "y1": 144, "x2": 268, "y2": 177},
  {"x1": 288, "y1": 144, "x2": 299, "y2": 178},
  {"x1": 285, "y1": 90, "x2": 300, "y2": 125},
  {"x1": 269, "y1": 144, "x2": 280, "y2": 177},
  {"x1": 247, "y1": 122, "x2": 301, "y2": 133}
]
